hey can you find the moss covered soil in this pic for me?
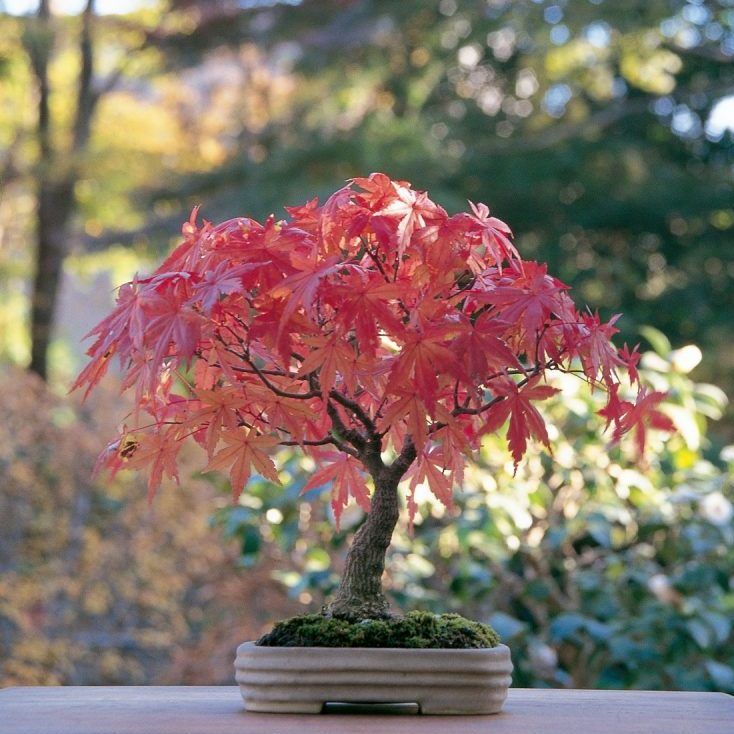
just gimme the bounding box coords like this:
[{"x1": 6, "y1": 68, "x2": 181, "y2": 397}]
[{"x1": 257, "y1": 610, "x2": 500, "y2": 649}]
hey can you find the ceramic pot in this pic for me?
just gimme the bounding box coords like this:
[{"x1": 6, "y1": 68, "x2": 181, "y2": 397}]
[{"x1": 235, "y1": 641, "x2": 512, "y2": 715}]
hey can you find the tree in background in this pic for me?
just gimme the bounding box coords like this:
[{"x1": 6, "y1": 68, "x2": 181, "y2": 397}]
[
  {"x1": 2, "y1": 0, "x2": 259, "y2": 378},
  {"x1": 19, "y1": 0, "x2": 102, "y2": 378}
]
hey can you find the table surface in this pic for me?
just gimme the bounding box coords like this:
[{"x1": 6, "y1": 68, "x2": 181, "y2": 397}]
[{"x1": 1, "y1": 686, "x2": 732, "y2": 734}]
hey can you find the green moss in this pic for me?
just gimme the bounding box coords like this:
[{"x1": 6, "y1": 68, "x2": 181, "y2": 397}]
[{"x1": 257, "y1": 611, "x2": 500, "y2": 649}]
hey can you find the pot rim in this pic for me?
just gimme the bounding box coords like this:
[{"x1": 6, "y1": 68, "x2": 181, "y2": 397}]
[{"x1": 237, "y1": 641, "x2": 511, "y2": 655}]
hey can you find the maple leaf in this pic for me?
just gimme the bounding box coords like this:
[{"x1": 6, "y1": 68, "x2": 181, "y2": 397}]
[
  {"x1": 378, "y1": 391, "x2": 429, "y2": 452},
  {"x1": 598, "y1": 381, "x2": 625, "y2": 432},
  {"x1": 407, "y1": 447, "x2": 455, "y2": 509},
  {"x1": 142, "y1": 279, "x2": 204, "y2": 370},
  {"x1": 192, "y1": 261, "x2": 262, "y2": 314},
  {"x1": 297, "y1": 334, "x2": 358, "y2": 399},
  {"x1": 467, "y1": 201, "x2": 519, "y2": 270},
  {"x1": 284, "y1": 197, "x2": 320, "y2": 234},
  {"x1": 204, "y1": 428, "x2": 281, "y2": 500},
  {"x1": 482, "y1": 377, "x2": 560, "y2": 469},
  {"x1": 197, "y1": 338, "x2": 249, "y2": 385},
  {"x1": 245, "y1": 381, "x2": 325, "y2": 443},
  {"x1": 352, "y1": 172, "x2": 400, "y2": 210},
  {"x1": 318, "y1": 185, "x2": 365, "y2": 253},
  {"x1": 327, "y1": 272, "x2": 405, "y2": 352},
  {"x1": 182, "y1": 387, "x2": 247, "y2": 457},
  {"x1": 613, "y1": 387, "x2": 675, "y2": 457},
  {"x1": 72, "y1": 277, "x2": 149, "y2": 396},
  {"x1": 301, "y1": 452, "x2": 370, "y2": 529},
  {"x1": 154, "y1": 206, "x2": 210, "y2": 272},
  {"x1": 376, "y1": 182, "x2": 445, "y2": 258},
  {"x1": 121, "y1": 428, "x2": 182, "y2": 502},
  {"x1": 619, "y1": 342, "x2": 642, "y2": 384},
  {"x1": 269, "y1": 253, "x2": 341, "y2": 329},
  {"x1": 71, "y1": 345, "x2": 116, "y2": 399},
  {"x1": 576, "y1": 311, "x2": 624, "y2": 381},
  {"x1": 452, "y1": 313, "x2": 519, "y2": 382},
  {"x1": 473, "y1": 262, "x2": 569, "y2": 349},
  {"x1": 386, "y1": 321, "x2": 461, "y2": 408},
  {"x1": 430, "y1": 411, "x2": 474, "y2": 484}
]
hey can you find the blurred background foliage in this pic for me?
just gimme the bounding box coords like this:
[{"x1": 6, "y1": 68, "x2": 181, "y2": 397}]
[
  {"x1": 0, "y1": 0, "x2": 733, "y2": 691},
  {"x1": 0, "y1": 365, "x2": 301, "y2": 686}
]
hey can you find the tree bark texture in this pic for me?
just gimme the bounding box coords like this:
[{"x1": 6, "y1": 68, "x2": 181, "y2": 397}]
[{"x1": 326, "y1": 469, "x2": 401, "y2": 620}]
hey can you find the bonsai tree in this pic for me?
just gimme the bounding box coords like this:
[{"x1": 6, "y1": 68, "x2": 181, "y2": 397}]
[{"x1": 74, "y1": 172, "x2": 672, "y2": 623}]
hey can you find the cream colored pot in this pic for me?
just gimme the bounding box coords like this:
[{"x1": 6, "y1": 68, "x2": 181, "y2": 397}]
[{"x1": 235, "y1": 641, "x2": 512, "y2": 715}]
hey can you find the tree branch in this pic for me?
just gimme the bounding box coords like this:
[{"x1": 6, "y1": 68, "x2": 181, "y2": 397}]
[
  {"x1": 328, "y1": 390, "x2": 378, "y2": 439},
  {"x1": 326, "y1": 400, "x2": 367, "y2": 454},
  {"x1": 387, "y1": 436, "x2": 417, "y2": 482},
  {"x1": 278, "y1": 435, "x2": 358, "y2": 457}
]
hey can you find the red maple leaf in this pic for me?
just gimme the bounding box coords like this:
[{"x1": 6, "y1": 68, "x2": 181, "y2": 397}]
[
  {"x1": 182, "y1": 386, "x2": 247, "y2": 457},
  {"x1": 375, "y1": 182, "x2": 445, "y2": 258},
  {"x1": 386, "y1": 321, "x2": 461, "y2": 408},
  {"x1": 452, "y1": 313, "x2": 519, "y2": 382},
  {"x1": 467, "y1": 201, "x2": 519, "y2": 270},
  {"x1": 473, "y1": 262, "x2": 569, "y2": 351},
  {"x1": 378, "y1": 391, "x2": 430, "y2": 452},
  {"x1": 613, "y1": 387, "x2": 675, "y2": 456},
  {"x1": 192, "y1": 261, "x2": 261, "y2": 314},
  {"x1": 619, "y1": 342, "x2": 641, "y2": 384},
  {"x1": 482, "y1": 377, "x2": 560, "y2": 469},
  {"x1": 297, "y1": 334, "x2": 359, "y2": 399},
  {"x1": 122, "y1": 428, "x2": 182, "y2": 502},
  {"x1": 326, "y1": 272, "x2": 405, "y2": 353},
  {"x1": 301, "y1": 452, "x2": 370, "y2": 529},
  {"x1": 204, "y1": 428, "x2": 281, "y2": 500},
  {"x1": 576, "y1": 311, "x2": 624, "y2": 381},
  {"x1": 407, "y1": 447, "x2": 455, "y2": 509},
  {"x1": 269, "y1": 253, "x2": 341, "y2": 329},
  {"x1": 143, "y1": 283, "x2": 204, "y2": 369}
]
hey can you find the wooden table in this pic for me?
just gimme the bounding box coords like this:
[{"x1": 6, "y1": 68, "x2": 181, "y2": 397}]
[{"x1": 1, "y1": 686, "x2": 732, "y2": 733}]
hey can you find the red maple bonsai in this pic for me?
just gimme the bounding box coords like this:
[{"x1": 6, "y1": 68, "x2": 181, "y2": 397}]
[{"x1": 74, "y1": 173, "x2": 672, "y2": 621}]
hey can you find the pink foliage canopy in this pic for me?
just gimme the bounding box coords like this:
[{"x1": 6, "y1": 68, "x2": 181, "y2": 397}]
[{"x1": 74, "y1": 173, "x2": 673, "y2": 525}]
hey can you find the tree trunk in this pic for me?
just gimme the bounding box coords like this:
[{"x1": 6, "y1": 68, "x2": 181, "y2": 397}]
[
  {"x1": 26, "y1": 0, "x2": 98, "y2": 380},
  {"x1": 326, "y1": 469, "x2": 400, "y2": 620},
  {"x1": 29, "y1": 179, "x2": 74, "y2": 380}
]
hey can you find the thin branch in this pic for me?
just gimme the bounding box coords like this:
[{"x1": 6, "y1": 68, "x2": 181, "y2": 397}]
[
  {"x1": 328, "y1": 390, "x2": 378, "y2": 439},
  {"x1": 279, "y1": 435, "x2": 358, "y2": 457},
  {"x1": 278, "y1": 437, "x2": 334, "y2": 447},
  {"x1": 239, "y1": 352, "x2": 319, "y2": 400},
  {"x1": 326, "y1": 400, "x2": 367, "y2": 453},
  {"x1": 215, "y1": 330, "x2": 319, "y2": 401}
]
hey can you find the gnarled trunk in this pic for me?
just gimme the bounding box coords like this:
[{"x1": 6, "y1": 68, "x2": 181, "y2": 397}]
[{"x1": 326, "y1": 470, "x2": 400, "y2": 620}]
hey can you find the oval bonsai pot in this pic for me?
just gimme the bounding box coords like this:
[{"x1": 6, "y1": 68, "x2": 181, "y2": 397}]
[{"x1": 234, "y1": 641, "x2": 513, "y2": 715}]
